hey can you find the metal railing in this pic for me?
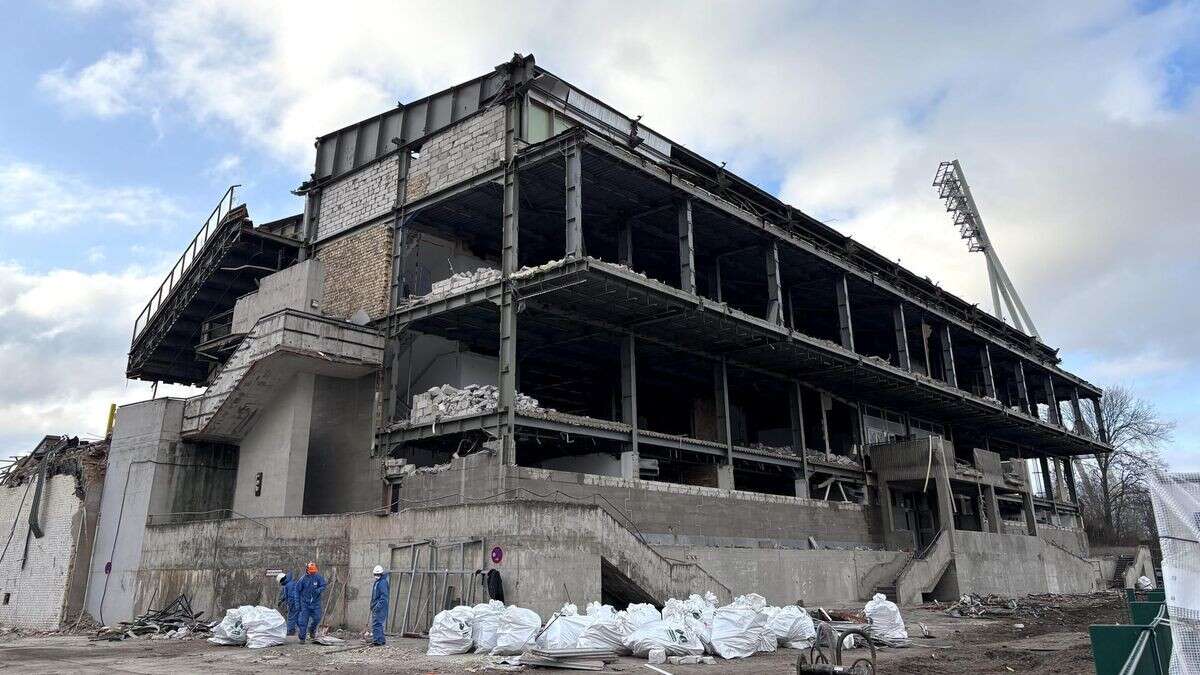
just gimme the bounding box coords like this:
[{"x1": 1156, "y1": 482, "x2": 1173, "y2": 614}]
[{"x1": 131, "y1": 185, "x2": 241, "y2": 345}]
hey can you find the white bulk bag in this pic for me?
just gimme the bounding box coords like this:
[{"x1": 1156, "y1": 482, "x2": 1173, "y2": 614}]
[
  {"x1": 864, "y1": 593, "x2": 908, "y2": 641},
  {"x1": 577, "y1": 610, "x2": 634, "y2": 654},
  {"x1": 491, "y1": 605, "x2": 542, "y2": 655},
  {"x1": 623, "y1": 617, "x2": 705, "y2": 657},
  {"x1": 536, "y1": 604, "x2": 596, "y2": 650},
  {"x1": 625, "y1": 603, "x2": 662, "y2": 628},
  {"x1": 427, "y1": 606, "x2": 475, "y2": 656},
  {"x1": 709, "y1": 598, "x2": 769, "y2": 659},
  {"x1": 471, "y1": 600, "x2": 505, "y2": 654},
  {"x1": 764, "y1": 605, "x2": 817, "y2": 648},
  {"x1": 585, "y1": 601, "x2": 616, "y2": 620},
  {"x1": 241, "y1": 606, "x2": 288, "y2": 649},
  {"x1": 207, "y1": 607, "x2": 248, "y2": 646}
]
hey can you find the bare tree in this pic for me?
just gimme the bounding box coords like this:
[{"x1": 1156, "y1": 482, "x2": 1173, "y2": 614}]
[{"x1": 1075, "y1": 384, "x2": 1173, "y2": 543}]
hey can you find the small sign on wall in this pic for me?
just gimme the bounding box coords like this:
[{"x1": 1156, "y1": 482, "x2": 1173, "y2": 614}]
[{"x1": 490, "y1": 546, "x2": 503, "y2": 564}]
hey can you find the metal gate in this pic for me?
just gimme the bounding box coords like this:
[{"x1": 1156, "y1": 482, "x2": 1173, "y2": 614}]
[{"x1": 387, "y1": 539, "x2": 487, "y2": 636}]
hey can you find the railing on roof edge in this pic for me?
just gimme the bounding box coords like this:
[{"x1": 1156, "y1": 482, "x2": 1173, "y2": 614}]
[{"x1": 131, "y1": 185, "x2": 241, "y2": 346}]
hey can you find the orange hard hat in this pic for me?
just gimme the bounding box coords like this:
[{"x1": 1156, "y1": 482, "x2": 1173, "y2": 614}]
[{"x1": 306, "y1": 562, "x2": 317, "y2": 574}]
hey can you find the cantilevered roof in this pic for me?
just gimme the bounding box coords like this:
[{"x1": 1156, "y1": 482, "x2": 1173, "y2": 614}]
[{"x1": 126, "y1": 207, "x2": 302, "y2": 385}]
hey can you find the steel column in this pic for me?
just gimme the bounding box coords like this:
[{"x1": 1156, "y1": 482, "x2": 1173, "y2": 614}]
[
  {"x1": 564, "y1": 142, "x2": 583, "y2": 258},
  {"x1": 893, "y1": 303, "x2": 911, "y2": 371},
  {"x1": 715, "y1": 358, "x2": 733, "y2": 464},
  {"x1": 1014, "y1": 362, "x2": 1032, "y2": 415},
  {"x1": 617, "y1": 221, "x2": 633, "y2": 266},
  {"x1": 1043, "y1": 375, "x2": 1062, "y2": 426},
  {"x1": 498, "y1": 93, "x2": 521, "y2": 465},
  {"x1": 1070, "y1": 387, "x2": 1089, "y2": 436},
  {"x1": 980, "y1": 343, "x2": 997, "y2": 399},
  {"x1": 789, "y1": 381, "x2": 809, "y2": 497},
  {"x1": 677, "y1": 198, "x2": 696, "y2": 294},
  {"x1": 620, "y1": 335, "x2": 639, "y2": 478},
  {"x1": 940, "y1": 324, "x2": 958, "y2": 389},
  {"x1": 1063, "y1": 457, "x2": 1079, "y2": 504},
  {"x1": 766, "y1": 241, "x2": 783, "y2": 325},
  {"x1": 836, "y1": 275, "x2": 855, "y2": 352},
  {"x1": 1092, "y1": 397, "x2": 1110, "y2": 443}
]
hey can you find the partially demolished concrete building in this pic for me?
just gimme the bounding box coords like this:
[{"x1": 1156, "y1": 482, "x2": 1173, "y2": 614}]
[{"x1": 90, "y1": 54, "x2": 1109, "y2": 630}]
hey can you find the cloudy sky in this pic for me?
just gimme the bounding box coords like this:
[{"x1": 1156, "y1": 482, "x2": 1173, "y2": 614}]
[{"x1": 1, "y1": 1, "x2": 1196, "y2": 470}]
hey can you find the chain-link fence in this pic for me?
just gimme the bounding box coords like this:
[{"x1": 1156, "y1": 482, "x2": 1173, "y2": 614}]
[{"x1": 1149, "y1": 472, "x2": 1200, "y2": 674}]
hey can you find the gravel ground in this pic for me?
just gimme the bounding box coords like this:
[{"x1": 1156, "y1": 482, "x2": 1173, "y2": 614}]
[{"x1": 0, "y1": 593, "x2": 1124, "y2": 674}]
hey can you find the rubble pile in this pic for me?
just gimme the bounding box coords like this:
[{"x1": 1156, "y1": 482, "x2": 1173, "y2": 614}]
[
  {"x1": 410, "y1": 384, "x2": 545, "y2": 423},
  {"x1": 940, "y1": 592, "x2": 1113, "y2": 621},
  {"x1": 1, "y1": 435, "x2": 107, "y2": 496},
  {"x1": 93, "y1": 594, "x2": 209, "y2": 641}
]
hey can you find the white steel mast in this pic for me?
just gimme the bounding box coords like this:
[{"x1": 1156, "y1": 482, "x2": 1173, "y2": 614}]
[{"x1": 932, "y1": 160, "x2": 1040, "y2": 340}]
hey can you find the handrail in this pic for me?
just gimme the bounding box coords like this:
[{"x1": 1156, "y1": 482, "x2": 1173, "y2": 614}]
[
  {"x1": 1117, "y1": 605, "x2": 1169, "y2": 675},
  {"x1": 131, "y1": 185, "x2": 241, "y2": 346}
]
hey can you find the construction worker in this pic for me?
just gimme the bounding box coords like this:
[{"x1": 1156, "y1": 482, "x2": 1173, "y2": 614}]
[
  {"x1": 370, "y1": 564, "x2": 390, "y2": 646},
  {"x1": 296, "y1": 561, "x2": 327, "y2": 643},
  {"x1": 276, "y1": 572, "x2": 300, "y2": 636}
]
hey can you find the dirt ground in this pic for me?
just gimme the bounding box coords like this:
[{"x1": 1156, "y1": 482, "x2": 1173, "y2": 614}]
[{"x1": 0, "y1": 593, "x2": 1124, "y2": 674}]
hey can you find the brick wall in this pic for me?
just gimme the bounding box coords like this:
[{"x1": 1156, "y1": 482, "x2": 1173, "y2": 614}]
[
  {"x1": 314, "y1": 223, "x2": 391, "y2": 320},
  {"x1": 0, "y1": 475, "x2": 84, "y2": 629},
  {"x1": 315, "y1": 158, "x2": 399, "y2": 242},
  {"x1": 405, "y1": 106, "x2": 505, "y2": 202},
  {"x1": 311, "y1": 106, "x2": 505, "y2": 321}
]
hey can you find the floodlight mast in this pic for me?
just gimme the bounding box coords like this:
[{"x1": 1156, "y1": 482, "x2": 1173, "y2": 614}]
[{"x1": 932, "y1": 160, "x2": 1041, "y2": 340}]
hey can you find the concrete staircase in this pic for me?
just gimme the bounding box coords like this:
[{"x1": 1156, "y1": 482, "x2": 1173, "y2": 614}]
[
  {"x1": 887, "y1": 530, "x2": 953, "y2": 605},
  {"x1": 1111, "y1": 553, "x2": 1135, "y2": 588},
  {"x1": 181, "y1": 309, "x2": 383, "y2": 441}
]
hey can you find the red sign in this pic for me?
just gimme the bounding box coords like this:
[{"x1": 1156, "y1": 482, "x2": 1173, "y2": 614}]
[{"x1": 490, "y1": 546, "x2": 504, "y2": 564}]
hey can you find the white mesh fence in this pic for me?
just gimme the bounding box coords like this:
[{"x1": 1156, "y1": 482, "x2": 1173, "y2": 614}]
[{"x1": 1149, "y1": 472, "x2": 1200, "y2": 674}]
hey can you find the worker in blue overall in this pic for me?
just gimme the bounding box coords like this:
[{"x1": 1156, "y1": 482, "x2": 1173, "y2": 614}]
[
  {"x1": 370, "y1": 564, "x2": 390, "y2": 645},
  {"x1": 296, "y1": 561, "x2": 327, "y2": 643},
  {"x1": 275, "y1": 572, "x2": 301, "y2": 635}
]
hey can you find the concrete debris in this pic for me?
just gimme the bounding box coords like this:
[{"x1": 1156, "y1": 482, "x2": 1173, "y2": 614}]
[
  {"x1": 93, "y1": 594, "x2": 208, "y2": 641},
  {"x1": 410, "y1": 384, "x2": 546, "y2": 424},
  {"x1": 940, "y1": 593, "x2": 1115, "y2": 621},
  {"x1": 431, "y1": 268, "x2": 503, "y2": 295},
  {"x1": 747, "y1": 443, "x2": 800, "y2": 459},
  {"x1": 1, "y1": 435, "x2": 107, "y2": 497},
  {"x1": 804, "y1": 450, "x2": 861, "y2": 469}
]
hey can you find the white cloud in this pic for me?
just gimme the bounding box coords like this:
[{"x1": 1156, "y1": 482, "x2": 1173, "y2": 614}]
[
  {"x1": 0, "y1": 262, "x2": 199, "y2": 458},
  {"x1": 0, "y1": 160, "x2": 182, "y2": 231},
  {"x1": 38, "y1": 49, "x2": 147, "y2": 118}
]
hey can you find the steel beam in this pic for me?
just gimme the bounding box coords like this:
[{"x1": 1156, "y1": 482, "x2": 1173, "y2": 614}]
[
  {"x1": 678, "y1": 198, "x2": 696, "y2": 294},
  {"x1": 766, "y1": 242, "x2": 783, "y2": 325},
  {"x1": 836, "y1": 275, "x2": 855, "y2": 352},
  {"x1": 1092, "y1": 396, "x2": 1109, "y2": 444},
  {"x1": 564, "y1": 141, "x2": 583, "y2": 258},
  {"x1": 893, "y1": 304, "x2": 911, "y2": 371},
  {"x1": 940, "y1": 324, "x2": 958, "y2": 389}
]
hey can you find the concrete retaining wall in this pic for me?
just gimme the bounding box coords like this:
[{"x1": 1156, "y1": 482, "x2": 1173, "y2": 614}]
[
  {"x1": 397, "y1": 452, "x2": 881, "y2": 548},
  {"x1": 952, "y1": 531, "x2": 1098, "y2": 597}
]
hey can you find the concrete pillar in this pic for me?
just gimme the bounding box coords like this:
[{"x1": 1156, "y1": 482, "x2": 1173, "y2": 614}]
[
  {"x1": 1070, "y1": 387, "x2": 1089, "y2": 436},
  {"x1": 794, "y1": 475, "x2": 810, "y2": 499},
  {"x1": 620, "y1": 335, "x2": 638, "y2": 479},
  {"x1": 935, "y1": 470, "x2": 956, "y2": 535},
  {"x1": 819, "y1": 393, "x2": 833, "y2": 457},
  {"x1": 617, "y1": 222, "x2": 633, "y2": 266},
  {"x1": 879, "y1": 481, "x2": 895, "y2": 536},
  {"x1": 765, "y1": 242, "x2": 783, "y2": 325},
  {"x1": 980, "y1": 344, "x2": 996, "y2": 399},
  {"x1": 1092, "y1": 397, "x2": 1110, "y2": 443},
  {"x1": 984, "y1": 485, "x2": 1002, "y2": 533},
  {"x1": 940, "y1": 325, "x2": 958, "y2": 388},
  {"x1": 1063, "y1": 457, "x2": 1079, "y2": 504},
  {"x1": 716, "y1": 463, "x2": 735, "y2": 490},
  {"x1": 713, "y1": 257, "x2": 723, "y2": 302},
  {"x1": 564, "y1": 142, "x2": 583, "y2": 258},
  {"x1": 836, "y1": 275, "x2": 855, "y2": 351},
  {"x1": 677, "y1": 198, "x2": 696, "y2": 294},
  {"x1": 893, "y1": 304, "x2": 911, "y2": 371}
]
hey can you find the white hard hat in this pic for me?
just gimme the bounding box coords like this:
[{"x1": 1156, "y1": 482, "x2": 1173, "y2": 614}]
[
  {"x1": 276, "y1": 573, "x2": 286, "y2": 584},
  {"x1": 372, "y1": 565, "x2": 384, "y2": 575}
]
